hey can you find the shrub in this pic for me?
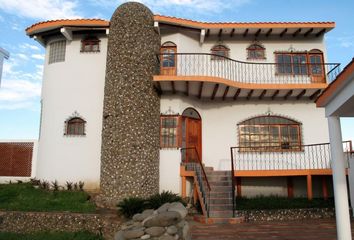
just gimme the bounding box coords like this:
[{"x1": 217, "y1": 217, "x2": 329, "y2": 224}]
[
  {"x1": 146, "y1": 191, "x2": 185, "y2": 209},
  {"x1": 117, "y1": 197, "x2": 147, "y2": 218}
]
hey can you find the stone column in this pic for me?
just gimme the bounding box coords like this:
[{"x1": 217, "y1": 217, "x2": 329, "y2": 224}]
[
  {"x1": 99, "y1": 2, "x2": 161, "y2": 207},
  {"x1": 328, "y1": 116, "x2": 352, "y2": 240}
]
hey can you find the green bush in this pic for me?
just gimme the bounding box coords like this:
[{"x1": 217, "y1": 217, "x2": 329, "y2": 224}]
[
  {"x1": 146, "y1": 191, "x2": 185, "y2": 209},
  {"x1": 117, "y1": 197, "x2": 147, "y2": 218},
  {"x1": 0, "y1": 231, "x2": 103, "y2": 240}
]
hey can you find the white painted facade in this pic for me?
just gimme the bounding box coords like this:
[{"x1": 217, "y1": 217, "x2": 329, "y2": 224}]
[{"x1": 36, "y1": 34, "x2": 108, "y2": 190}]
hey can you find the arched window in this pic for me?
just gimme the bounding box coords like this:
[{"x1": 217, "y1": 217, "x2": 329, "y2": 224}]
[
  {"x1": 65, "y1": 117, "x2": 86, "y2": 136},
  {"x1": 160, "y1": 41, "x2": 177, "y2": 75},
  {"x1": 247, "y1": 43, "x2": 265, "y2": 60},
  {"x1": 211, "y1": 45, "x2": 229, "y2": 60},
  {"x1": 308, "y1": 49, "x2": 324, "y2": 76},
  {"x1": 238, "y1": 115, "x2": 301, "y2": 151},
  {"x1": 81, "y1": 36, "x2": 100, "y2": 53}
]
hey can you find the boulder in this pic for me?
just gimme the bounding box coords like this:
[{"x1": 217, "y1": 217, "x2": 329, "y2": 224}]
[
  {"x1": 114, "y1": 230, "x2": 125, "y2": 240},
  {"x1": 183, "y1": 222, "x2": 190, "y2": 240},
  {"x1": 143, "y1": 212, "x2": 182, "y2": 227},
  {"x1": 134, "y1": 209, "x2": 155, "y2": 222},
  {"x1": 123, "y1": 229, "x2": 145, "y2": 239},
  {"x1": 159, "y1": 235, "x2": 175, "y2": 240},
  {"x1": 166, "y1": 225, "x2": 178, "y2": 235},
  {"x1": 141, "y1": 234, "x2": 151, "y2": 239},
  {"x1": 145, "y1": 226, "x2": 165, "y2": 237},
  {"x1": 157, "y1": 203, "x2": 171, "y2": 213},
  {"x1": 168, "y1": 202, "x2": 187, "y2": 219}
]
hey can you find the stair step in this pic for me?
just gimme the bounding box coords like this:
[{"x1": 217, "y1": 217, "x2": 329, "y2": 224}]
[
  {"x1": 210, "y1": 192, "x2": 233, "y2": 198},
  {"x1": 206, "y1": 171, "x2": 230, "y2": 176},
  {"x1": 207, "y1": 176, "x2": 231, "y2": 181},
  {"x1": 193, "y1": 215, "x2": 244, "y2": 224},
  {"x1": 209, "y1": 204, "x2": 233, "y2": 211},
  {"x1": 210, "y1": 186, "x2": 232, "y2": 192},
  {"x1": 209, "y1": 210, "x2": 234, "y2": 218},
  {"x1": 209, "y1": 181, "x2": 232, "y2": 186},
  {"x1": 210, "y1": 198, "x2": 233, "y2": 204}
]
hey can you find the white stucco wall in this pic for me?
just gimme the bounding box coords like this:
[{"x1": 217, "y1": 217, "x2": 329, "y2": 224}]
[{"x1": 37, "y1": 34, "x2": 107, "y2": 190}]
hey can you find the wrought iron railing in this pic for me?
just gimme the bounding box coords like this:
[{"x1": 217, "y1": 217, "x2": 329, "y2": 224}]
[
  {"x1": 181, "y1": 147, "x2": 211, "y2": 218},
  {"x1": 158, "y1": 53, "x2": 341, "y2": 84},
  {"x1": 230, "y1": 141, "x2": 353, "y2": 215}
]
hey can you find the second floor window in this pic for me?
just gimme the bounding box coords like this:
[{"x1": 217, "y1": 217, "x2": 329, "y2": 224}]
[
  {"x1": 238, "y1": 115, "x2": 301, "y2": 152},
  {"x1": 211, "y1": 45, "x2": 229, "y2": 60},
  {"x1": 65, "y1": 117, "x2": 86, "y2": 136},
  {"x1": 81, "y1": 36, "x2": 100, "y2": 53},
  {"x1": 247, "y1": 44, "x2": 266, "y2": 60},
  {"x1": 49, "y1": 40, "x2": 66, "y2": 64}
]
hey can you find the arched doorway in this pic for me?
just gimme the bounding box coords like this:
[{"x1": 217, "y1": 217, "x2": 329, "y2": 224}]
[
  {"x1": 160, "y1": 41, "x2": 177, "y2": 75},
  {"x1": 182, "y1": 108, "x2": 202, "y2": 163}
]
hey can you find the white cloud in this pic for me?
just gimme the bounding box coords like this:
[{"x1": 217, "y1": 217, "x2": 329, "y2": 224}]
[
  {"x1": 31, "y1": 54, "x2": 45, "y2": 60},
  {"x1": 89, "y1": 0, "x2": 251, "y2": 14},
  {"x1": 16, "y1": 53, "x2": 29, "y2": 61},
  {"x1": 0, "y1": 0, "x2": 82, "y2": 20},
  {"x1": 20, "y1": 43, "x2": 40, "y2": 51}
]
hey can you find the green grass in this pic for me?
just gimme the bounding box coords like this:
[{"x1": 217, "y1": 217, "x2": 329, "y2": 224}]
[
  {"x1": 0, "y1": 183, "x2": 96, "y2": 213},
  {"x1": 0, "y1": 231, "x2": 104, "y2": 240},
  {"x1": 236, "y1": 196, "x2": 334, "y2": 210}
]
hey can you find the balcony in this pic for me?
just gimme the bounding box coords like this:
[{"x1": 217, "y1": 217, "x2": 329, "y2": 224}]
[{"x1": 154, "y1": 53, "x2": 341, "y2": 101}]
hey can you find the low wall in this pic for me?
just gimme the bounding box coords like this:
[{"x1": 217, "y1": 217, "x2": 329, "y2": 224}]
[
  {"x1": 236, "y1": 208, "x2": 335, "y2": 222},
  {"x1": 0, "y1": 211, "x2": 121, "y2": 239}
]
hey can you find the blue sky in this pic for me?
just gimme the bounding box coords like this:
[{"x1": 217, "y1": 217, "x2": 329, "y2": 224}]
[{"x1": 0, "y1": 0, "x2": 353, "y2": 141}]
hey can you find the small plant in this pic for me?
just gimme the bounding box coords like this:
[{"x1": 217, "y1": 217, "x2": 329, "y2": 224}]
[
  {"x1": 79, "y1": 181, "x2": 85, "y2": 191},
  {"x1": 66, "y1": 181, "x2": 73, "y2": 191},
  {"x1": 30, "y1": 178, "x2": 41, "y2": 186},
  {"x1": 40, "y1": 181, "x2": 50, "y2": 190},
  {"x1": 51, "y1": 180, "x2": 59, "y2": 191},
  {"x1": 16, "y1": 180, "x2": 23, "y2": 184},
  {"x1": 117, "y1": 197, "x2": 147, "y2": 218},
  {"x1": 146, "y1": 191, "x2": 185, "y2": 209},
  {"x1": 73, "y1": 183, "x2": 78, "y2": 191}
]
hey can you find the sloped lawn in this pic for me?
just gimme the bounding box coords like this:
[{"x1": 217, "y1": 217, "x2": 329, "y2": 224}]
[
  {"x1": 0, "y1": 231, "x2": 103, "y2": 240},
  {"x1": 0, "y1": 183, "x2": 95, "y2": 213}
]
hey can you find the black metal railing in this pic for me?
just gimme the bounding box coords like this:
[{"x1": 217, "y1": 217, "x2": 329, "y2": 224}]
[
  {"x1": 158, "y1": 53, "x2": 341, "y2": 84},
  {"x1": 230, "y1": 141, "x2": 353, "y2": 215},
  {"x1": 181, "y1": 147, "x2": 211, "y2": 218}
]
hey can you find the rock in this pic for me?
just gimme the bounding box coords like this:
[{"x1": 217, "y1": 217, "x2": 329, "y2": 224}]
[
  {"x1": 123, "y1": 229, "x2": 145, "y2": 239},
  {"x1": 141, "y1": 234, "x2": 151, "y2": 239},
  {"x1": 168, "y1": 202, "x2": 187, "y2": 219},
  {"x1": 158, "y1": 235, "x2": 175, "y2": 240},
  {"x1": 133, "y1": 213, "x2": 143, "y2": 221},
  {"x1": 157, "y1": 203, "x2": 171, "y2": 213},
  {"x1": 143, "y1": 212, "x2": 182, "y2": 227},
  {"x1": 166, "y1": 225, "x2": 178, "y2": 235},
  {"x1": 183, "y1": 222, "x2": 190, "y2": 240},
  {"x1": 176, "y1": 220, "x2": 186, "y2": 228},
  {"x1": 134, "y1": 209, "x2": 155, "y2": 222},
  {"x1": 174, "y1": 234, "x2": 179, "y2": 240},
  {"x1": 114, "y1": 230, "x2": 125, "y2": 240},
  {"x1": 145, "y1": 226, "x2": 165, "y2": 237}
]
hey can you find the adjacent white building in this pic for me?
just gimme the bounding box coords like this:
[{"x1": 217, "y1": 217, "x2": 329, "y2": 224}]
[{"x1": 0, "y1": 47, "x2": 10, "y2": 86}]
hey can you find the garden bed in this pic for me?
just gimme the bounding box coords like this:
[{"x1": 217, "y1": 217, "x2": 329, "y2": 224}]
[{"x1": 0, "y1": 231, "x2": 104, "y2": 240}]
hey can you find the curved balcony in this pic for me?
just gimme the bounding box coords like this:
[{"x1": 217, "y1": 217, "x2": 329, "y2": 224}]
[{"x1": 154, "y1": 53, "x2": 341, "y2": 101}]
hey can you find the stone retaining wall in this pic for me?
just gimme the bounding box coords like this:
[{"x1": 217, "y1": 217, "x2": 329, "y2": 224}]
[
  {"x1": 236, "y1": 208, "x2": 335, "y2": 222},
  {"x1": 0, "y1": 211, "x2": 121, "y2": 239}
]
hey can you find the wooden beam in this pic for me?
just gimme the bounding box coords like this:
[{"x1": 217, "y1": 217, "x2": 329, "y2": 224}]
[
  {"x1": 271, "y1": 90, "x2": 279, "y2": 100},
  {"x1": 280, "y1": 28, "x2": 288, "y2": 37},
  {"x1": 155, "y1": 81, "x2": 162, "y2": 95},
  {"x1": 182, "y1": 176, "x2": 186, "y2": 198},
  {"x1": 255, "y1": 29, "x2": 261, "y2": 37},
  {"x1": 284, "y1": 90, "x2": 293, "y2": 100},
  {"x1": 309, "y1": 89, "x2": 321, "y2": 100},
  {"x1": 243, "y1": 29, "x2": 249, "y2": 37},
  {"x1": 307, "y1": 175, "x2": 313, "y2": 201},
  {"x1": 246, "y1": 89, "x2": 254, "y2": 100},
  {"x1": 287, "y1": 177, "x2": 294, "y2": 198},
  {"x1": 200, "y1": 29, "x2": 206, "y2": 44},
  {"x1": 236, "y1": 177, "x2": 242, "y2": 197},
  {"x1": 60, "y1": 28, "x2": 72, "y2": 41},
  {"x1": 171, "y1": 81, "x2": 176, "y2": 94},
  {"x1": 322, "y1": 176, "x2": 328, "y2": 200},
  {"x1": 265, "y1": 28, "x2": 272, "y2": 37},
  {"x1": 230, "y1": 28, "x2": 235, "y2": 37},
  {"x1": 222, "y1": 86, "x2": 229, "y2": 101},
  {"x1": 211, "y1": 84, "x2": 219, "y2": 100},
  {"x1": 304, "y1": 28, "x2": 313, "y2": 37},
  {"x1": 185, "y1": 81, "x2": 189, "y2": 96},
  {"x1": 206, "y1": 29, "x2": 210, "y2": 38},
  {"x1": 233, "y1": 89, "x2": 241, "y2": 100},
  {"x1": 316, "y1": 28, "x2": 326, "y2": 37},
  {"x1": 154, "y1": 21, "x2": 160, "y2": 35},
  {"x1": 218, "y1": 29, "x2": 223, "y2": 38},
  {"x1": 292, "y1": 28, "x2": 301, "y2": 37},
  {"x1": 198, "y1": 82, "x2": 204, "y2": 99},
  {"x1": 296, "y1": 89, "x2": 306, "y2": 100},
  {"x1": 258, "y1": 90, "x2": 266, "y2": 100}
]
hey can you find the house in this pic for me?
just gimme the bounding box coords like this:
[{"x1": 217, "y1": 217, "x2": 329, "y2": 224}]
[
  {"x1": 21, "y1": 2, "x2": 352, "y2": 218},
  {"x1": 0, "y1": 47, "x2": 10, "y2": 86}
]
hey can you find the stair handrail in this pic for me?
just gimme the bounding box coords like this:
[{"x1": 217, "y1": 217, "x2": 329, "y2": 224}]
[
  {"x1": 230, "y1": 147, "x2": 236, "y2": 218},
  {"x1": 180, "y1": 147, "x2": 211, "y2": 217}
]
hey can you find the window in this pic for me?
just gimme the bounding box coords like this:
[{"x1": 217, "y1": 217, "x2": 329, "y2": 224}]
[
  {"x1": 160, "y1": 42, "x2": 177, "y2": 75},
  {"x1": 81, "y1": 36, "x2": 100, "y2": 53},
  {"x1": 275, "y1": 50, "x2": 324, "y2": 76},
  {"x1": 49, "y1": 40, "x2": 66, "y2": 64},
  {"x1": 65, "y1": 117, "x2": 86, "y2": 136},
  {"x1": 211, "y1": 45, "x2": 229, "y2": 60},
  {"x1": 238, "y1": 116, "x2": 301, "y2": 151},
  {"x1": 160, "y1": 115, "x2": 180, "y2": 148},
  {"x1": 247, "y1": 44, "x2": 265, "y2": 60}
]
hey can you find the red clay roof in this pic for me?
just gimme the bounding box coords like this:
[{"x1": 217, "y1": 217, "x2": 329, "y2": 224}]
[
  {"x1": 316, "y1": 58, "x2": 354, "y2": 107},
  {"x1": 26, "y1": 15, "x2": 335, "y2": 36}
]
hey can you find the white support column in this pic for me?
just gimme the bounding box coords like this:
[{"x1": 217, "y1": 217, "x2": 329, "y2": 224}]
[{"x1": 328, "y1": 116, "x2": 352, "y2": 240}]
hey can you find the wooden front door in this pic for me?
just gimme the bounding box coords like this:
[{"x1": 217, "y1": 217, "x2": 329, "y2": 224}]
[
  {"x1": 185, "y1": 117, "x2": 202, "y2": 163},
  {"x1": 160, "y1": 46, "x2": 177, "y2": 75}
]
